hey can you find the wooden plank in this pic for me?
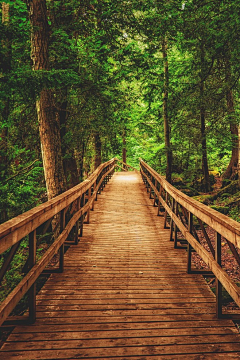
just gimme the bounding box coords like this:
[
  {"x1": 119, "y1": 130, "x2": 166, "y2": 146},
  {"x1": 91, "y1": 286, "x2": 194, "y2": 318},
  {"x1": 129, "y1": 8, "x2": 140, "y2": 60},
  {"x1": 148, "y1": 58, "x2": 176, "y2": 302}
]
[
  {"x1": 0, "y1": 159, "x2": 115, "y2": 253},
  {"x1": 0, "y1": 161, "x2": 115, "y2": 326},
  {"x1": 140, "y1": 160, "x2": 240, "y2": 245},
  {"x1": 3, "y1": 333, "x2": 240, "y2": 351},
  {"x1": 1, "y1": 171, "x2": 240, "y2": 359},
  {"x1": 8, "y1": 327, "x2": 238, "y2": 341},
  {"x1": 141, "y1": 166, "x2": 240, "y2": 308},
  {"x1": 9, "y1": 321, "x2": 237, "y2": 333},
  {"x1": 2, "y1": 343, "x2": 240, "y2": 360}
]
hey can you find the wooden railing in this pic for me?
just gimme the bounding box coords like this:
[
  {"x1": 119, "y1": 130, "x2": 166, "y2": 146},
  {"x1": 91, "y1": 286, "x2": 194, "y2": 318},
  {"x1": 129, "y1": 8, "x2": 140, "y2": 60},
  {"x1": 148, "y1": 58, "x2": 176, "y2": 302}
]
[
  {"x1": 115, "y1": 158, "x2": 138, "y2": 172},
  {"x1": 0, "y1": 158, "x2": 116, "y2": 326},
  {"x1": 140, "y1": 159, "x2": 240, "y2": 318}
]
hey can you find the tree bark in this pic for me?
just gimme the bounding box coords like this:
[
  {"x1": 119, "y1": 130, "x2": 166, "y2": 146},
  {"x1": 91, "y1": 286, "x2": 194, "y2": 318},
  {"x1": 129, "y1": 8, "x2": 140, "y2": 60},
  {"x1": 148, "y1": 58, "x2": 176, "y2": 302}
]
[
  {"x1": 36, "y1": 90, "x2": 66, "y2": 198},
  {"x1": 162, "y1": 37, "x2": 172, "y2": 183},
  {"x1": 223, "y1": 122, "x2": 238, "y2": 180},
  {"x1": 94, "y1": 132, "x2": 102, "y2": 169},
  {"x1": 238, "y1": 123, "x2": 240, "y2": 188},
  {"x1": 1, "y1": 1, "x2": 10, "y2": 164},
  {"x1": 0, "y1": 2, "x2": 10, "y2": 223},
  {"x1": 200, "y1": 42, "x2": 210, "y2": 193},
  {"x1": 2, "y1": 2, "x2": 9, "y2": 23},
  {"x1": 200, "y1": 102, "x2": 210, "y2": 192},
  {"x1": 58, "y1": 97, "x2": 79, "y2": 188},
  {"x1": 222, "y1": 56, "x2": 238, "y2": 180},
  {"x1": 1, "y1": 2, "x2": 10, "y2": 169},
  {"x1": 28, "y1": 0, "x2": 66, "y2": 199}
]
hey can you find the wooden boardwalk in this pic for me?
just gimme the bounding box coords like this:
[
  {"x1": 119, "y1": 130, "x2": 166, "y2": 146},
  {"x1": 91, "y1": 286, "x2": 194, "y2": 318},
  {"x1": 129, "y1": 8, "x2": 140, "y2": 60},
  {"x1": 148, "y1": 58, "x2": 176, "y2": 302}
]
[{"x1": 1, "y1": 171, "x2": 240, "y2": 359}]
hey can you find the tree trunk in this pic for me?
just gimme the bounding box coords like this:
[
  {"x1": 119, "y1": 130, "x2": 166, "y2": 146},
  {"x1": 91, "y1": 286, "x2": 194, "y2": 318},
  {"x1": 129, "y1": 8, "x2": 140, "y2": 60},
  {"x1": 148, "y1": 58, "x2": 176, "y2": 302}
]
[
  {"x1": 94, "y1": 132, "x2": 102, "y2": 169},
  {"x1": 1, "y1": 1, "x2": 10, "y2": 165},
  {"x1": 1, "y1": 2, "x2": 10, "y2": 169},
  {"x1": 223, "y1": 122, "x2": 238, "y2": 180},
  {"x1": 58, "y1": 97, "x2": 79, "y2": 188},
  {"x1": 238, "y1": 123, "x2": 240, "y2": 188},
  {"x1": 0, "y1": 3, "x2": 10, "y2": 223},
  {"x1": 36, "y1": 90, "x2": 66, "y2": 198},
  {"x1": 162, "y1": 37, "x2": 172, "y2": 183},
  {"x1": 28, "y1": 0, "x2": 66, "y2": 199},
  {"x1": 222, "y1": 56, "x2": 238, "y2": 180},
  {"x1": 200, "y1": 43, "x2": 210, "y2": 193},
  {"x1": 200, "y1": 99, "x2": 210, "y2": 192},
  {"x1": 2, "y1": 2, "x2": 9, "y2": 23}
]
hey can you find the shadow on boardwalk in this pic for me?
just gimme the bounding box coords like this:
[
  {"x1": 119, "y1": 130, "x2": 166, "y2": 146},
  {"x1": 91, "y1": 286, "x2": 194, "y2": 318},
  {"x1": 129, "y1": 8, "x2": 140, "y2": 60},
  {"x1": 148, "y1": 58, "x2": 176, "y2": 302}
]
[{"x1": 1, "y1": 172, "x2": 240, "y2": 359}]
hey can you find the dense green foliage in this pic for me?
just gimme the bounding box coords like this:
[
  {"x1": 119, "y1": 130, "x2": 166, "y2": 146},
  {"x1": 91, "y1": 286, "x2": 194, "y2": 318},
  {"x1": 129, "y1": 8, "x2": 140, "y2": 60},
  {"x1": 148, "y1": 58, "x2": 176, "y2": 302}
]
[
  {"x1": 1, "y1": 0, "x2": 240, "y2": 325},
  {"x1": 1, "y1": 0, "x2": 240, "y2": 221}
]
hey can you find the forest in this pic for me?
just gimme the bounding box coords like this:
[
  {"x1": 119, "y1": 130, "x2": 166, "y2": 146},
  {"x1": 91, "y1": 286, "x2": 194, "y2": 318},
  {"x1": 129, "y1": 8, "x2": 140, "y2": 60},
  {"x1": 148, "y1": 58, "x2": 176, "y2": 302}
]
[{"x1": 1, "y1": 0, "x2": 240, "y2": 224}]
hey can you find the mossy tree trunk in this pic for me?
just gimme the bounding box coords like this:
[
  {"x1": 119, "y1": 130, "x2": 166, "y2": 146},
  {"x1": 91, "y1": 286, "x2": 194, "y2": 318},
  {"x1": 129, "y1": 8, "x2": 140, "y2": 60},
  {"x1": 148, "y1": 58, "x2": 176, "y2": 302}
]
[
  {"x1": 0, "y1": 2, "x2": 10, "y2": 223},
  {"x1": 200, "y1": 41, "x2": 210, "y2": 193},
  {"x1": 28, "y1": 0, "x2": 66, "y2": 200},
  {"x1": 162, "y1": 37, "x2": 172, "y2": 183},
  {"x1": 222, "y1": 55, "x2": 238, "y2": 180},
  {"x1": 94, "y1": 132, "x2": 102, "y2": 170}
]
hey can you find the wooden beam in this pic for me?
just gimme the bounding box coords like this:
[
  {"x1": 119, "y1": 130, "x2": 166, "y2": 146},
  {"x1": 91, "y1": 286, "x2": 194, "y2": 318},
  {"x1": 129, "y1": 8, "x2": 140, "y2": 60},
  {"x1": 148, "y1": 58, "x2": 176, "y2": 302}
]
[
  {"x1": 0, "y1": 159, "x2": 116, "y2": 254},
  {"x1": 0, "y1": 159, "x2": 115, "y2": 326},
  {"x1": 140, "y1": 161, "x2": 240, "y2": 309},
  {"x1": 140, "y1": 159, "x2": 240, "y2": 247}
]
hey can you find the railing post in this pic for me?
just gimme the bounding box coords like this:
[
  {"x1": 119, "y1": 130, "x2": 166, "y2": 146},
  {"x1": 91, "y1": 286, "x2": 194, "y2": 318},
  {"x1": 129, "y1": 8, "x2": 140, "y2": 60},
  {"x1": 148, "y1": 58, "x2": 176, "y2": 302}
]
[
  {"x1": 75, "y1": 197, "x2": 81, "y2": 244},
  {"x1": 164, "y1": 193, "x2": 169, "y2": 229},
  {"x1": 146, "y1": 173, "x2": 150, "y2": 193},
  {"x1": 86, "y1": 191, "x2": 90, "y2": 225},
  {"x1": 174, "y1": 202, "x2": 179, "y2": 247},
  {"x1": 92, "y1": 181, "x2": 97, "y2": 208},
  {"x1": 216, "y1": 231, "x2": 222, "y2": 318},
  {"x1": 169, "y1": 198, "x2": 175, "y2": 241},
  {"x1": 79, "y1": 193, "x2": 85, "y2": 237},
  {"x1": 187, "y1": 212, "x2": 193, "y2": 274},
  {"x1": 153, "y1": 180, "x2": 157, "y2": 207},
  {"x1": 59, "y1": 209, "x2": 65, "y2": 273},
  {"x1": 28, "y1": 229, "x2": 36, "y2": 323},
  {"x1": 157, "y1": 185, "x2": 164, "y2": 216},
  {"x1": 149, "y1": 176, "x2": 153, "y2": 199}
]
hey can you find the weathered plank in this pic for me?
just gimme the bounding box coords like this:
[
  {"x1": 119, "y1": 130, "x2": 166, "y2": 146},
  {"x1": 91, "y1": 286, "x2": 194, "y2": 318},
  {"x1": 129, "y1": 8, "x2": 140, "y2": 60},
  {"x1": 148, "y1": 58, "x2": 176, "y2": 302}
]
[{"x1": 1, "y1": 171, "x2": 240, "y2": 359}]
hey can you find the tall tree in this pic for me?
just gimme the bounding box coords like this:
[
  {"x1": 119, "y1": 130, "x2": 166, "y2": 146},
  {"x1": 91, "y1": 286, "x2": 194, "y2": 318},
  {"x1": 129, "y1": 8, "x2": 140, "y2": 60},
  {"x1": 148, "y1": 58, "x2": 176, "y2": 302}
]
[
  {"x1": 199, "y1": 41, "x2": 210, "y2": 192},
  {"x1": 26, "y1": 0, "x2": 66, "y2": 199},
  {"x1": 0, "y1": 2, "x2": 10, "y2": 222},
  {"x1": 94, "y1": 132, "x2": 102, "y2": 169},
  {"x1": 162, "y1": 36, "x2": 172, "y2": 183},
  {"x1": 222, "y1": 50, "x2": 239, "y2": 180}
]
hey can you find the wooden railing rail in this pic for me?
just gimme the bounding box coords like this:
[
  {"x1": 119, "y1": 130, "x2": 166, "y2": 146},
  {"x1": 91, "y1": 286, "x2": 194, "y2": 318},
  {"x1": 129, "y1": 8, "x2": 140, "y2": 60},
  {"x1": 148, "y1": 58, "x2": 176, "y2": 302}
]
[
  {"x1": 115, "y1": 158, "x2": 138, "y2": 172},
  {"x1": 0, "y1": 158, "x2": 117, "y2": 326},
  {"x1": 140, "y1": 158, "x2": 240, "y2": 318}
]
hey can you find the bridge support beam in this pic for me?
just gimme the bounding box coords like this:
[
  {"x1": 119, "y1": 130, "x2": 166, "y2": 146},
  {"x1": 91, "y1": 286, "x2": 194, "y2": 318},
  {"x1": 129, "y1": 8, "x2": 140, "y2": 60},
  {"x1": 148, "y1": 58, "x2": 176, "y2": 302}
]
[{"x1": 216, "y1": 232, "x2": 222, "y2": 318}]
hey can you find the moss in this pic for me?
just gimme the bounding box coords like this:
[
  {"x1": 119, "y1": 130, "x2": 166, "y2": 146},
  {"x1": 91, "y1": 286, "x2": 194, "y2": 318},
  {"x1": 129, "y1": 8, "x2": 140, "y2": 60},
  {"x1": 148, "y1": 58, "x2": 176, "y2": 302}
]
[
  {"x1": 172, "y1": 177, "x2": 184, "y2": 186},
  {"x1": 176, "y1": 186, "x2": 199, "y2": 197},
  {"x1": 221, "y1": 178, "x2": 231, "y2": 188},
  {"x1": 220, "y1": 192, "x2": 232, "y2": 199},
  {"x1": 193, "y1": 194, "x2": 212, "y2": 204},
  {"x1": 210, "y1": 205, "x2": 229, "y2": 215}
]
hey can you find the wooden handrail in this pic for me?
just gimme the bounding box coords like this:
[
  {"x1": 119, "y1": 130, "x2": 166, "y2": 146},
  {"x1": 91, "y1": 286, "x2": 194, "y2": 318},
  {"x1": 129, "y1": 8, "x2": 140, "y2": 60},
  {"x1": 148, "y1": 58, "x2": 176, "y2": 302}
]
[
  {"x1": 140, "y1": 159, "x2": 240, "y2": 245},
  {"x1": 115, "y1": 158, "x2": 138, "y2": 171},
  {"x1": 0, "y1": 158, "x2": 117, "y2": 326},
  {"x1": 140, "y1": 159, "x2": 240, "y2": 318}
]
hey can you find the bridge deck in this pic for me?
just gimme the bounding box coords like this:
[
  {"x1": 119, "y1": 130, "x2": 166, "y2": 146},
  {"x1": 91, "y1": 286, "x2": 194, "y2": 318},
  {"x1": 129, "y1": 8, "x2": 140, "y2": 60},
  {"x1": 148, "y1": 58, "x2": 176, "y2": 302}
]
[{"x1": 1, "y1": 171, "x2": 240, "y2": 359}]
